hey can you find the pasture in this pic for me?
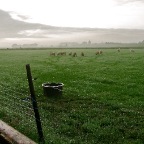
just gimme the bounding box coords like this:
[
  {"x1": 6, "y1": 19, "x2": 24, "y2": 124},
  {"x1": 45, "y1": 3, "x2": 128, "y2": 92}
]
[{"x1": 0, "y1": 48, "x2": 144, "y2": 143}]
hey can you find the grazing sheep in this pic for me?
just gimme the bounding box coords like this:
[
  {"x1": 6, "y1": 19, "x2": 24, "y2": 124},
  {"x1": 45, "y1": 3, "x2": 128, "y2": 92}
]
[
  {"x1": 50, "y1": 52, "x2": 55, "y2": 56},
  {"x1": 95, "y1": 50, "x2": 103, "y2": 55},
  {"x1": 95, "y1": 51, "x2": 99, "y2": 55},
  {"x1": 130, "y1": 49, "x2": 135, "y2": 53},
  {"x1": 73, "y1": 52, "x2": 77, "y2": 57},
  {"x1": 57, "y1": 52, "x2": 66, "y2": 56},
  {"x1": 69, "y1": 52, "x2": 72, "y2": 56},
  {"x1": 57, "y1": 52, "x2": 62, "y2": 56},
  {"x1": 81, "y1": 52, "x2": 84, "y2": 56},
  {"x1": 118, "y1": 48, "x2": 120, "y2": 52},
  {"x1": 99, "y1": 50, "x2": 103, "y2": 54},
  {"x1": 62, "y1": 52, "x2": 66, "y2": 56}
]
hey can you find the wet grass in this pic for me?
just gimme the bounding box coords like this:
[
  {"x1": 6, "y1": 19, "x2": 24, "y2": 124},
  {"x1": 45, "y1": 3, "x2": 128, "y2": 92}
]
[{"x1": 0, "y1": 48, "x2": 144, "y2": 143}]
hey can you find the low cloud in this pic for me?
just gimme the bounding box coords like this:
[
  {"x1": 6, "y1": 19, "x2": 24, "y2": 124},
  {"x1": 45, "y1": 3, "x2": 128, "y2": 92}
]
[
  {"x1": 0, "y1": 9, "x2": 87, "y2": 38},
  {"x1": 1, "y1": 9, "x2": 144, "y2": 47},
  {"x1": 9, "y1": 12, "x2": 31, "y2": 21}
]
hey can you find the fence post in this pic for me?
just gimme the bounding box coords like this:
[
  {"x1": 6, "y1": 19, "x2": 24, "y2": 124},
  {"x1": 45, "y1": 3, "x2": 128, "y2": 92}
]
[{"x1": 26, "y1": 64, "x2": 45, "y2": 144}]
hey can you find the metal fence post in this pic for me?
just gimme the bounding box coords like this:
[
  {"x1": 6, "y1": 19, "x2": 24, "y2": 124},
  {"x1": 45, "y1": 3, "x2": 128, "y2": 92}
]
[{"x1": 26, "y1": 64, "x2": 45, "y2": 144}]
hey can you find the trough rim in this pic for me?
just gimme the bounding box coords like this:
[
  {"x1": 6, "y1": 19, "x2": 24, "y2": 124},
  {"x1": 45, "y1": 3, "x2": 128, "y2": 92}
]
[{"x1": 42, "y1": 82, "x2": 64, "y2": 88}]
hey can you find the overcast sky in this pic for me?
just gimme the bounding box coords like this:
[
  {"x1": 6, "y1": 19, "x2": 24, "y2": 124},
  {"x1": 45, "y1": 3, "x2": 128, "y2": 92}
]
[{"x1": 0, "y1": 0, "x2": 144, "y2": 47}]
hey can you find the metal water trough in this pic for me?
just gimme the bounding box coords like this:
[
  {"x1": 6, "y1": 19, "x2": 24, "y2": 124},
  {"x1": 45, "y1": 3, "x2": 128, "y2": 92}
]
[{"x1": 42, "y1": 82, "x2": 64, "y2": 97}]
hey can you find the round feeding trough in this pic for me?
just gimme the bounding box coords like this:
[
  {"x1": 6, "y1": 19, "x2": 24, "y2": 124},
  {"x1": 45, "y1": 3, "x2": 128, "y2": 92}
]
[{"x1": 42, "y1": 82, "x2": 64, "y2": 97}]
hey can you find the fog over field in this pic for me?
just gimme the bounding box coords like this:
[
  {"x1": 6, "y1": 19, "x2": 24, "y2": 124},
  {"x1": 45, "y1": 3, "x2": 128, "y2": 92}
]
[{"x1": 0, "y1": 0, "x2": 144, "y2": 47}]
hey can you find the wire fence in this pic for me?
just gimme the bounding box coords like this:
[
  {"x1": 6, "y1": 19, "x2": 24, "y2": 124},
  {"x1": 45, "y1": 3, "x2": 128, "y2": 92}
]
[
  {"x1": 0, "y1": 64, "x2": 70, "y2": 144},
  {"x1": 0, "y1": 66, "x2": 42, "y2": 143},
  {"x1": 0, "y1": 63, "x2": 93, "y2": 144}
]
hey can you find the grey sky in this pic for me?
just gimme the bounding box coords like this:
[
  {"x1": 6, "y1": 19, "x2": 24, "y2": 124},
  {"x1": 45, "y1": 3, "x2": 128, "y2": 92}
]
[
  {"x1": 115, "y1": 0, "x2": 144, "y2": 4},
  {"x1": 1, "y1": 0, "x2": 144, "y2": 28},
  {"x1": 0, "y1": 0, "x2": 144, "y2": 47}
]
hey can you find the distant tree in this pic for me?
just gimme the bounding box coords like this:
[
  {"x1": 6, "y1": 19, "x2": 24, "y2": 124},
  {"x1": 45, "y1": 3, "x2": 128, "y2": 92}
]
[
  {"x1": 88, "y1": 40, "x2": 91, "y2": 45},
  {"x1": 12, "y1": 44, "x2": 21, "y2": 48}
]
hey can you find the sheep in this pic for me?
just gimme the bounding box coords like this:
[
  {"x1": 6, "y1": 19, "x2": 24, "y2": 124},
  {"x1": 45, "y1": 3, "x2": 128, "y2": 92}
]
[
  {"x1": 95, "y1": 50, "x2": 103, "y2": 55},
  {"x1": 57, "y1": 52, "x2": 66, "y2": 56},
  {"x1": 95, "y1": 51, "x2": 99, "y2": 55},
  {"x1": 73, "y1": 52, "x2": 77, "y2": 57},
  {"x1": 50, "y1": 52, "x2": 55, "y2": 56},
  {"x1": 130, "y1": 49, "x2": 135, "y2": 53},
  {"x1": 81, "y1": 52, "x2": 84, "y2": 56},
  {"x1": 117, "y1": 48, "x2": 120, "y2": 52},
  {"x1": 99, "y1": 50, "x2": 103, "y2": 54},
  {"x1": 69, "y1": 52, "x2": 72, "y2": 56},
  {"x1": 62, "y1": 52, "x2": 66, "y2": 56},
  {"x1": 57, "y1": 52, "x2": 62, "y2": 56}
]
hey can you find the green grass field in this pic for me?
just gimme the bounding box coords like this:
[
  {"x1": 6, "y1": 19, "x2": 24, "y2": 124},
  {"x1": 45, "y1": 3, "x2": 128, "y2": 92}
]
[{"x1": 0, "y1": 48, "x2": 144, "y2": 144}]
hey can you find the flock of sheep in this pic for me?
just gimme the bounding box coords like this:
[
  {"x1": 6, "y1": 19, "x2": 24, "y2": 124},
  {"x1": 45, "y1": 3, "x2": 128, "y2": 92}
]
[
  {"x1": 50, "y1": 48, "x2": 135, "y2": 57},
  {"x1": 50, "y1": 50, "x2": 103, "y2": 57}
]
